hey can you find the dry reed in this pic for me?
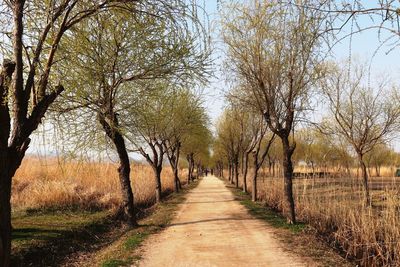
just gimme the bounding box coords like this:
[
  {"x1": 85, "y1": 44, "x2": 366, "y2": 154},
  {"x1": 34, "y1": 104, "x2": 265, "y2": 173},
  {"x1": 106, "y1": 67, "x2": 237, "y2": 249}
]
[
  {"x1": 12, "y1": 157, "x2": 183, "y2": 212},
  {"x1": 254, "y1": 172, "x2": 400, "y2": 266}
]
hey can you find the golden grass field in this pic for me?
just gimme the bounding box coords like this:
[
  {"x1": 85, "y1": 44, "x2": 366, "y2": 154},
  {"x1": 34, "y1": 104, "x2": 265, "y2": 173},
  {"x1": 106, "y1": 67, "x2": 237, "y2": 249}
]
[
  {"x1": 12, "y1": 157, "x2": 182, "y2": 212},
  {"x1": 253, "y1": 168, "x2": 400, "y2": 267}
]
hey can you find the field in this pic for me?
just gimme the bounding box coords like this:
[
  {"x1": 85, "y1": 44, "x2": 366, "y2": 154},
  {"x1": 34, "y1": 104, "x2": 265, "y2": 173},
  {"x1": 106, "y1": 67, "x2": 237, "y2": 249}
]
[
  {"x1": 12, "y1": 157, "x2": 182, "y2": 211},
  {"x1": 251, "y1": 169, "x2": 400, "y2": 266}
]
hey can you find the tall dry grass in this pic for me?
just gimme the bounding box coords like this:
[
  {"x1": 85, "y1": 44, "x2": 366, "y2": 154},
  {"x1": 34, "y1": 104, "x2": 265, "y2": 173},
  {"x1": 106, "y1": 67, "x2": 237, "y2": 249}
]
[
  {"x1": 293, "y1": 165, "x2": 397, "y2": 178},
  {"x1": 255, "y1": 173, "x2": 400, "y2": 266},
  {"x1": 12, "y1": 157, "x2": 184, "y2": 212}
]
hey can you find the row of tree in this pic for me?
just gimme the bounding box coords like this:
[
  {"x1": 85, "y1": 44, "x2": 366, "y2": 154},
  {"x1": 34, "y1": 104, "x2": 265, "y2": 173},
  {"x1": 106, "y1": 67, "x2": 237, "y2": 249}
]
[
  {"x1": 212, "y1": 0, "x2": 400, "y2": 225},
  {"x1": 0, "y1": 1, "x2": 212, "y2": 266},
  {"x1": 213, "y1": 112, "x2": 399, "y2": 184}
]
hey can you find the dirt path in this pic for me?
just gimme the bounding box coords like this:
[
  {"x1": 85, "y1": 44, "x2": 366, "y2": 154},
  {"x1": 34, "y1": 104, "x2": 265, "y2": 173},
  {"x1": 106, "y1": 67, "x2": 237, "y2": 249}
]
[{"x1": 138, "y1": 176, "x2": 315, "y2": 267}]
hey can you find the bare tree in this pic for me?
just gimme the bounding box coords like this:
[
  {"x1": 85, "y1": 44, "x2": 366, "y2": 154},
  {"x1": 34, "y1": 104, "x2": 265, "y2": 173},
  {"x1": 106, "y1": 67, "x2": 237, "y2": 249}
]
[
  {"x1": 322, "y1": 62, "x2": 400, "y2": 205},
  {"x1": 221, "y1": 0, "x2": 328, "y2": 223}
]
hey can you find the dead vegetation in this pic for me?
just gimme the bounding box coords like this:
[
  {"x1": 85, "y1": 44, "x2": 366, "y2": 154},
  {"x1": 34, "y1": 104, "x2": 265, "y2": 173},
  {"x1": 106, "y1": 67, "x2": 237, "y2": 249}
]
[
  {"x1": 12, "y1": 157, "x2": 181, "y2": 212},
  {"x1": 253, "y1": 172, "x2": 400, "y2": 266}
]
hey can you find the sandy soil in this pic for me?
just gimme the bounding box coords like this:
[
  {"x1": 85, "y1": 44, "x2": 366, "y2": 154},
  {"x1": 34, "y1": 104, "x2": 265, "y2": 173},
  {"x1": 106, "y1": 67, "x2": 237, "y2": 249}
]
[{"x1": 138, "y1": 176, "x2": 315, "y2": 267}]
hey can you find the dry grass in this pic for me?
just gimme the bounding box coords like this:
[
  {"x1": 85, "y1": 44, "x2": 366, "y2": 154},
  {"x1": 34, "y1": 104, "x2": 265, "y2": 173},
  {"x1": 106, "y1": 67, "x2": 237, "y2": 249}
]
[
  {"x1": 12, "y1": 156, "x2": 184, "y2": 212},
  {"x1": 253, "y1": 172, "x2": 400, "y2": 266}
]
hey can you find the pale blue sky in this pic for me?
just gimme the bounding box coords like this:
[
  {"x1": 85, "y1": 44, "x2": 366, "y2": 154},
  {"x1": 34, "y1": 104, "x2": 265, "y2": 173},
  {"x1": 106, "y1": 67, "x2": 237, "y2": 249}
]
[{"x1": 202, "y1": 0, "x2": 400, "y2": 126}]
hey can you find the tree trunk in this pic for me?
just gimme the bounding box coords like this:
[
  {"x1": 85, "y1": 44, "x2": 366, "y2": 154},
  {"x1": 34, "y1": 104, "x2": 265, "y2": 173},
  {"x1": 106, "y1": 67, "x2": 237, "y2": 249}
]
[
  {"x1": 228, "y1": 162, "x2": 232, "y2": 183},
  {"x1": 0, "y1": 150, "x2": 16, "y2": 267},
  {"x1": 0, "y1": 144, "x2": 29, "y2": 267},
  {"x1": 359, "y1": 157, "x2": 371, "y2": 206},
  {"x1": 174, "y1": 166, "x2": 181, "y2": 192},
  {"x1": 0, "y1": 178, "x2": 11, "y2": 267},
  {"x1": 154, "y1": 166, "x2": 162, "y2": 203},
  {"x1": 187, "y1": 156, "x2": 192, "y2": 184},
  {"x1": 230, "y1": 163, "x2": 234, "y2": 184},
  {"x1": 115, "y1": 146, "x2": 136, "y2": 226},
  {"x1": 376, "y1": 165, "x2": 380, "y2": 177},
  {"x1": 243, "y1": 152, "x2": 249, "y2": 193},
  {"x1": 186, "y1": 153, "x2": 194, "y2": 183},
  {"x1": 282, "y1": 136, "x2": 296, "y2": 224},
  {"x1": 251, "y1": 152, "x2": 258, "y2": 202},
  {"x1": 99, "y1": 115, "x2": 136, "y2": 226},
  {"x1": 241, "y1": 153, "x2": 245, "y2": 176},
  {"x1": 234, "y1": 160, "x2": 239, "y2": 188},
  {"x1": 187, "y1": 165, "x2": 191, "y2": 184},
  {"x1": 167, "y1": 143, "x2": 181, "y2": 193}
]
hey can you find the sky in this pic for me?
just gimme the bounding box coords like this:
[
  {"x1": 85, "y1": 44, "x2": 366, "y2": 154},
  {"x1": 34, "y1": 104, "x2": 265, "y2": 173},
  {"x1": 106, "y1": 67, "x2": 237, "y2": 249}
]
[
  {"x1": 201, "y1": 0, "x2": 400, "y2": 124},
  {"x1": 29, "y1": 0, "x2": 400, "y2": 157}
]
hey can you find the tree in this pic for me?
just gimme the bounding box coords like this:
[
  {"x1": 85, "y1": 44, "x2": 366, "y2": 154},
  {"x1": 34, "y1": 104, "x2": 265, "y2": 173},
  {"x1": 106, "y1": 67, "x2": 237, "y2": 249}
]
[
  {"x1": 162, "y1": 90, "x2": 208, "y2": 192},
  {"x1": 214, "y1": 109, "x2": 242, "y2": 187},
  {"x1": 227, "y1": 94, "x2": 269, "y2": 194},
  {"x1": 365, "y1": 144, "x2": 396, "y2": 177},
  {"x1": 0, "y1": 1, "x2": 140, "y2": 265},
  {"x1": 247, "y1": 116, "x2": 275, "y2": 201},
  {"x1": 126, "y1": 83, "x2": 171, "y2": 203},
  {"x1": 221, "y1": 0, "x2": 328, "y2": 223},
  {"x1": 54, "y1": 4, "x2": 209, "y2": 216},
  {"x1": 322, "y1": 62, "x2": 400, "y2": 205},
  {"x1": 182, "y1": 118, "x2": 212, "y2": 182}
]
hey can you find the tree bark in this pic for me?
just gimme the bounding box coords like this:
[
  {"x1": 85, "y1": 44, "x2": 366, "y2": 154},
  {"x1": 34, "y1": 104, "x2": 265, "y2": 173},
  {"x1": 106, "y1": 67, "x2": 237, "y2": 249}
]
[
  {"x1": 174, "y1": 166, "x2": 181, "y2": 192},
  {"x1": 251, "y1": 152, "x2": 258, "y2": 202},
  {"x1": 359, "y1": 156, "x2": 371, "y2": 206},
  {"x1": 187, "y1": 154, "x2": 192, "y2": 184},
  {"x1": 153, "y1": 166, "x2": 162, "y2": 203},
  {"x1": 243, "y1": 152, "x2": 250, "y2": 193},
  {"x1": 99, "y1": 115, "x2": 137, "y2": 226},
  {"x1": 114, "y1": 138, "x2": 136, "y2": 226},
  {"x1": 0, "y1": 150, "x2": 16, "y2": 267},
  {"x1": 282, "y1": 136, "x2": 296, "y2": 224},
  {"x1": 228, "y1": 162, "x2": 232, "y2": 183},
  {"x1": 165, "y1": 142, "x2": 181, "y2": 193},
  {"x1": 234, "y1": 160, "x2": 239, "y2": 188}
]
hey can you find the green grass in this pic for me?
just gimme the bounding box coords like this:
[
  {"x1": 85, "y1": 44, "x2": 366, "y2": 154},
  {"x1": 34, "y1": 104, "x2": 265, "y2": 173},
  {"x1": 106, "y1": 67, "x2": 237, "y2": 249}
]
[
  {"x1": 11, "y1": 210, "x2": 113, "y2": 266},
  {"x1": 228, "y1": 185, "x2": 306, "y2": 233},
  {"x1": 239, "y1": 198, "x2": 306, "y2": 233},
  {"x1": 124, "y1": 232, "x2": 149, "y2": 250},
  {"x1": 102, "y1": 259, "x2": 130, "y2": 267}
]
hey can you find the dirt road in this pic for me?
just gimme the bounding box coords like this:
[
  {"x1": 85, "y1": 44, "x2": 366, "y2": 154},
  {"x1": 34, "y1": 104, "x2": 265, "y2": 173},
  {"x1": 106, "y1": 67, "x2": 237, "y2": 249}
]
[{"x1": 138, "y1": 176, "x2": 314, "y2": 267}]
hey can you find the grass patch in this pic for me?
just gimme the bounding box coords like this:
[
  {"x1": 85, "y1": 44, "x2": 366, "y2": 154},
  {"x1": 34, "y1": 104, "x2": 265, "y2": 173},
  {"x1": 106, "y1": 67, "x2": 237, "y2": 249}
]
[
  {"x1": 101, "y1": 259, "x2": 130, "y2": 267},
  {"x1": 240, "y1": 198, "x2": 306, "y2": 233},
  {"x1": 124, "y1": 232, "x2": 149, "y2": 250},
  {"x1": 226, "y1": 184, "x2": 305, "y2": 233},
  {"x1": 11, "y1": 210, "x2": 113, "y2": 266}
]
